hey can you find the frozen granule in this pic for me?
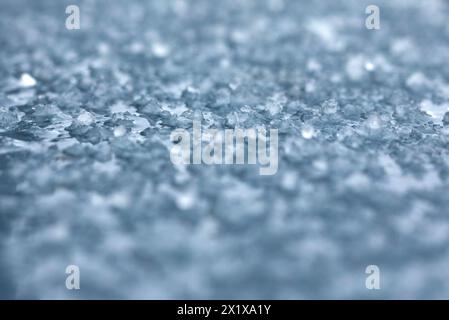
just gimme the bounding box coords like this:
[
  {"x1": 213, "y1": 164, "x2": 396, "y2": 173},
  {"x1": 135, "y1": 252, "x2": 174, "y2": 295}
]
[
  {"x1": 307, "y1": 59, "x2": 322, "y2": 72},
  {"x1": 161, "y1": 103, "x2": 189, "y2": 116},
  {"x1": 266, "y1": 94, "x2": 286, "y2": 115},
  {"x1": 305, "y1": 80, "x2": 316, "y2": 93},
  {"x1": 420, "y1": 100, "x2": 449, "y2": 124},
  {"x1": 364, "y1": 62, "x2": 375, "y2": 72},
  {"x1": 110, "y1": 102, "x2": 137, "y2": 114},
  {"x1": 406, "y1": 72, "x2": 430, "y2": 89},
  {"x1": 77, "y1": 111, "x2": 95, "y2": 126},
  {"x1": 175, "y1": 191, "x2": 196, "y2": 210},
  {"x1": 345, "y1": 55, "x2": 366, "y2": 81},
  {"x1": 321, "y1": 99, "x2": 339, "y2": 114},
  {"x1": 19, "y1": 73, "x2": 37, "y2": 88},
  {"x1": 366, "y1": 114, "x2": 382, "y2": 130},
  {"x1": 212, "y1": 87, "x2": 231, "y2": 108},
  {"x1": 301, "y1": 125, "x2": 315, "y2": 139},
  {"x1": 113, "y1": 125, "x2": 127, "y2": 137},
  {"x1": 151, "y1": 41, "x2": 170, "y2": 58}
]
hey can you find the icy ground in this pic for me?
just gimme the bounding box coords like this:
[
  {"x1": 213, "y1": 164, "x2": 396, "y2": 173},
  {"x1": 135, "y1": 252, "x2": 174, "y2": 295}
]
[{"x1": 1, "y1": 0, "x2": 449, "y2": 299}]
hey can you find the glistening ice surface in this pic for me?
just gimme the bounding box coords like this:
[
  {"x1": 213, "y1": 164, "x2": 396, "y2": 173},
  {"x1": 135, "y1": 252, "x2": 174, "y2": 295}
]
[{"x1": 1, "y1": 0, "x2": 449, "y2": 299}]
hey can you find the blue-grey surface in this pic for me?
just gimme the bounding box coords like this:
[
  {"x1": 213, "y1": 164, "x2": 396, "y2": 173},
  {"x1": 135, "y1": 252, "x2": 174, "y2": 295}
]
[{"x1": 1, "y1": 0, "x2": 449, "y2": 299}]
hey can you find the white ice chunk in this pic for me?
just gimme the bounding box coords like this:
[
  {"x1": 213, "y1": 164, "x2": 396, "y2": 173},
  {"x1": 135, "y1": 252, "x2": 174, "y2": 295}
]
[
  {"x1": 19, "y1": 73, "x2": 37, "y2": 88},
  {"x1": 151, "y1": 41, "x2": 170, "y2": 58},
  {"x1": 77, "y1": 111, "x2": 95, "y2": 125},
  {"x1": 420, "y1": 99, "x2": 449, "y2": 124}
]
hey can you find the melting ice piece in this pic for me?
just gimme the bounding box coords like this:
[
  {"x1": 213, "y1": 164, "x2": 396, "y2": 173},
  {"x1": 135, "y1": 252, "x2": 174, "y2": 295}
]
[
  {"x1": 420, "y1": 100, "x2": 449, "y2": 124},
  {"x1": 366, "y1": 114, "x2": 381, "y2": 130},
  {"x1": 364, "y1": 62, "x2": 375, "y2": 72},
  {"x1": 110, "y1": 102, "x2": 137, "y2": 114},
  {"x1": 307, "y1": 18, "x2": 344, "y2": 51},
  {"x1": 151, "y1": 41, "x2": 170, "y2": 58},
  {"x1": 131, "y1": 116, "x2": 150, "y2": 133},
  {"x1": 19, "y1": 73, "x2": 36, "y2": 88},
  {"x1": 114, "y1": 126, "x2": 127, "y2": 137},
  {"x1": 345, "y1": 55, "x2": 366, "y2": 81},
  {"x1": 406, "y1": 72, "x2": 430, "y2": 89},
  {"x1": 307, "y1": 58, "x2": 322, "y2": 72},
  {"x1": 77, "y1": 111, "x2": 95, "y2": 125},
  {"x1": 175, "y1": 191, "x2": 196, "y2": 210},
  {"x1": 301, "y1": 125, "x2": 315, "y2": 139},
  {"x1": 161, "y1": 103, "x2": 188, "y2": 116}
]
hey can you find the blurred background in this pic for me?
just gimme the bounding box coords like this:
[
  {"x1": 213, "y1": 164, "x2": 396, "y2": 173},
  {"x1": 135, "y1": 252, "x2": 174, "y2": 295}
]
[{"x1": 1, "y1": 0, "x2": 449, "y2": 299}]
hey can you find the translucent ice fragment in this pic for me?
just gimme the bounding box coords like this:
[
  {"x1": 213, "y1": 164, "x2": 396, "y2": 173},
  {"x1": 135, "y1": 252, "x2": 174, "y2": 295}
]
[
  {"x1": 307, "y1": 19, "x2": 335, "y2": 44},
  {"x1": 364, "y1": 62, "x2": 375, "y2": 72},
  {"x1": 307, "y1": 58, "x2": 322, "y2": 72},
  {"x1": 111, "y1": 102, "x2": 137, "y2": 114},
  {"x1": 175, "y1": 191, "x2": 196, "y2": 210},
  {"x1": 265, "y1": 93, "x2": 286, "y2": 116},
  {"x1": 131, "y1": 116, "x2": 150, "y2": 133},
  {"x1": 307, "y1": 18, "x2": 344, "y2": 50},
  {"x1": 19, "y1": 73, "x2": 36, "y2": 88},
  {"x1": 345, "y1": 55, "x2": 365, "y2": 81},
  {"x1": 151, "y1": 42, "x2": 170, "y2": 58},
  {"x1": 420, "y1": 100, "x2": 449, "y2": 124},
  {"x1": 161, "y1": 103, "x2": 188, "y2": 116},
  {"x1": 406, "y1": 72, "x2": 430, "y2": 89},
  {"x1": 301, "y1": 126, "x2": 315, "y2": 139},
  {"x1": 77, "y1": 111, "x2": 95, "y2": 125},
  {"x1": 366, "y1": 114, "x2": 381, "y2": 130},
  {"x1": 322, "y1": 99, "x2": 338, "y2": 114},
  {"x1": 114, "y1": 126, "x2": 127, "y2": 137}
]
